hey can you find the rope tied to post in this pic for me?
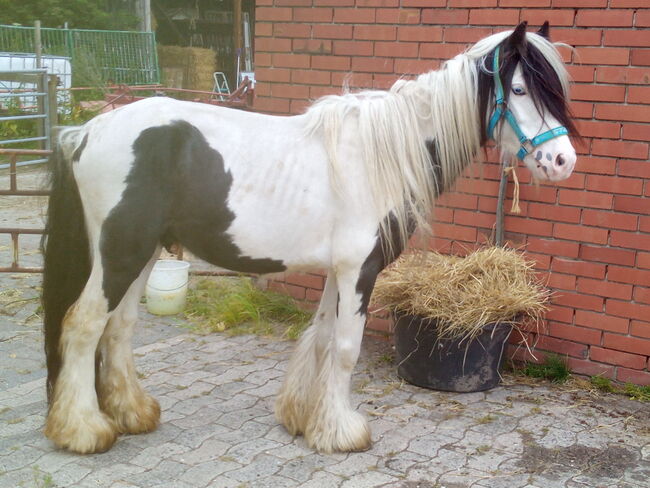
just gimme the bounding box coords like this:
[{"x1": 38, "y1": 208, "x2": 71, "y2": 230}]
[{"x1": 504, "y1": 164, "x2": 521, "y2": 214}]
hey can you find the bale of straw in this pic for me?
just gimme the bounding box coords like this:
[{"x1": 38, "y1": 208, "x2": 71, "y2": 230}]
[
  {"x1": 157, "y1": 45, "x2": 216, "y2": 92},
  {"x1": 372, "y1": 247, "x2": 550, "y2": 342}
]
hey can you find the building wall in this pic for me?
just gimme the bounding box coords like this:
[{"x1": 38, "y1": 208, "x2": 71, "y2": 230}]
[{"x1": 253, "y1": 0, "x2": 650, "y2": 385}]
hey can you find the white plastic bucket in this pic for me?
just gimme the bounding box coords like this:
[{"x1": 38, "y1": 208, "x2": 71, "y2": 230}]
[{"x1": 146, "y1": 260, "x2": 190, "y2": 315}]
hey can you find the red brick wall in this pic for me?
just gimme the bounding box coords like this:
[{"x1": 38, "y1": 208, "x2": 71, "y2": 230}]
[{"x1": 253, "y1": 1, "x2": 650, "y2": 385}]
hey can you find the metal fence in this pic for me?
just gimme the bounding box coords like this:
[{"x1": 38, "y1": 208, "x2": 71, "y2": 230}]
[{"x1": 0, "y1": 24, "x2": 159, "y2": 85}]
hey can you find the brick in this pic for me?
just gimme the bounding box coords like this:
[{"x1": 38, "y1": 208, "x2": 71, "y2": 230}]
[
  {"x1": 437, "y1": 192, "x2": 478, "y2": 210},
  {"x1": 622, "y1": 124, "x2": 650, "y2": 142},
  {"x1": 501, "y1": 0, "x2": 549, "y2": 5},
  {"x1": 596, "y1": 105, "x2": 650, "y2": 125},
  {"x1": 567, "y1": 65, "x2": 596, "y2": 83},
  {"x1": 617, "y1": 368, "x2": 650, "y2": 386},
  {"x1": 631, "y1": 49, "x2": 650, "y2": 66},
  {"x1": 256, "y1": 23, "x2": 273, "y2": 37},
  {"x1": 451, "y1": 209, "x2": 493, "y2": 228},
  {"x1": 575, "y1": 120, "x2": 620, "y2": 139},
  {"x1": 332, "y1": 72, "x2": 373, "y2": 89},
  {"x1": 608, "y1": 265, "x2": 650, "y2": 285},
  {"x1": 310, "y1": 85, "x2": 342, "y2": 99},
  {"x1": 567, "y1": 358, "x2": 615, "y2": 380},
  {"x1": 273, "y1": 23, "x2": 312, "y2": 38},
  {"x1": 374, "y1": 41, "x2": 418, "y2": 58},
  {"x1": 376, "y1": 8, "x2": 420, "y2": 24},
  {"x1": 603, "y1": 331, "x2": 650, "y2": 355},
  {"x1": 333, "y1": 7, "x2": 376, "y2": 23},
  {"x1": 639, "y1": 252, "x2": 650, "y2": 269},
  {"x1": 256, "y1": 37, "x2": 293, "y2": 53},
  {"x1": 582, "y1": 210, "x2": 637, "y2": 231},
  {"x1": 255, "y1": 52, "x2": 272, "y2": 67},
  {"x1": 610, "y1": 0, "x2": 650, "y2": 5},
  {"x1": 274, "y1": 0, "x2": 312, "y2": 5},
  {"x1": 256, "y1": 67, "x2": 291, "y2": 83},
  {"x1": 552, "y1": 292, "x2": 604, "y2": 312},
  {"x1": 516, "y1": 185, "x2": 558, "y2": 204},
  {"x1": 526, "y1": 203, "x2": 580, "y2": 224},
  {"x1": 293, "y1": 39, "x2": 332, "y2": 55},
  {"x1": 630, "y1": 320, "x2": 650, "y2": 339},
  {"x1": 272, "y1": 83, "x2": 309, "y2": 99},
  {"x1": 596, "y1": 66, "x2": 650, "y2": 84},
  {"x1": 553, "y1": 0, "x2": 606, "y2": 5},
  {"x1": 313, "y1": 24, "x2": 353, "y2": 40},
  {"x1": 268, "y1": 281, "x2": 306, "y2": 300},
  {"x1": 549, "y1": 322, "x2": 602, "y2": 345},
  {"x1": 421, "y1": 8, "x2": 469, "y2": 25},
  {"x1": 611, "y1": 231, "x2": 650, "y2": 252},
  {"x1": 397, "y1": 26, "x2": 443, "y2": 42},
  {"x1": 332, "y1": 40, "x2": 373, "y2": 56},
  {"x1": 420, "y1": 43, "x2": 467, "y2": 60},
  {"x1": 291, "y1": 69, "x2": 331, "y2": 85},
  {"x1": 354, "y1": 25, "x2": 397, "y2": 41},
  {"x1": 552, "y1": 257, "x2": 606, "y2": 279},
  {"x1": 526, "y1": 251, "x2": 552, "y2": 270},
  {"x1": 314, "y1": 0, "x2": 355, "y2": 5},
  {"x1": 285, "y1": 273, "x2": 325, "y2": 289},
  {"x1": 641, "y1": 217, "x2": 650, "y2": 233},
  {"x1": 448, "y1": 0, "x2": 496, "y2": 5},
  {"x1": 433, "y1": 222, "x2": 477, "y2": 242},
  {"x1": 586, "y1": 175, "x2": 643, "y2": 196},
  {"x1": 401, "y1": 0, "x2": 445, "y2": 5},
  {"x1": 576, "y1": 47, "x2": 631, "y2": 66},
  {"x1": 574, "y1": 86, "x2": 626, "y2": 105},
  {"x1": 293, "y1": 7, "x2": 334, "y2": 22},
  {"x1": 634, "y1": 286, "x2": 650, "y2": 305},
  {"x1": 468, "y1": 9, "x2": 520, "y2": 25},
  {"x1": 311, "y1": 55, "x2": 350, "y2": 71},
  {"x1": 591, "y1": 139, "x2": 649, "y2": 159},
  {"x1": 574, "y1": 156, "x2": 616, "y2": 175},
  {"x1": 520, "y1": 9, "x2": 576, "y2": 27},
  {"x1": 577, "y1": 277, "x2": 633, "y2": 301},
  {"x1": 548, "y1": 272, "x2": 576, "y2": 290},
  {"x1": 528, "y1": 238, "x2": 580, "y2": 259},
  {"x1": 272, "y1": 53, "x2": 310, "y2": 69},
  {"x1": 256, "y1": 7, "x2": 292, "y2": 21},
  {"x1": 373, "y1": 73, "x2": 403, "y2": 88},
  {"x1": 356, "y1": 0, "x2": 398, "y2": 6},
  {"x1": 604, "y1": 29, "x2": 650, "y2": 47},
  {"x1": 575, "y1": 310, "x2": 629, "y2": 333},
  {"x1": 581, "y1": 245, "x2": 636, "y2": 266},
  {"x1": 253, "y1": 97, "x2": 291, "y2": 114},
  {"x1": 444, "y1": 27, "x2": 493, "y2": 43},
  {"x1": 503, "y1": 216, "x2": 552, "y2": 237},
  {"x1": 576, "y1": 9, "x2": 634, "y2": 27},
  {"x1": 555, "y1": 223, "x2": 608, "y2": 245},
  {"x1": 553, "y1": 28, "x2": 603, "y2": 47},
  {"x1": 535, "y1": 335, "x2": 588, "y2": 358},
  {"x1": 614, "y1": 196, "x2": 650, "y2": 215},
  {"x1": 591, "y1": 346, "x2": 646, "y2": 369},
  {"x1": 290, "y1": 99, "x2": 310, "y2": 114},
  {"x1": 306, "y1": 288, "x2": 323, "y2": 302},
  {"x1": 394, "y1": 58, "x2": 438, "y2": 75},
  {"x1": 628, "y1": 85, "x2": 650, "y2": 104},
  {"x1": 351, "y1": 56, "x2": 394, "y2": 73},
  {"x1": 559, "y1": 189, "x2": 612, "y2": 210},
  {"x1": 546, "y1": 305, "x2": 575, "y2": 324}
]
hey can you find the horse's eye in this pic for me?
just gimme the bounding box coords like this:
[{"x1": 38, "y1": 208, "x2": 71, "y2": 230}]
[{"x1": 512, "y1": 85, "x2": 527, "y2": 96}]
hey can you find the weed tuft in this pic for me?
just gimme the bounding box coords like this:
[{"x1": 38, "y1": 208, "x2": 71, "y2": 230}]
[{"x1": 521, "y1": 354, "x2": 570, "y2": 383}]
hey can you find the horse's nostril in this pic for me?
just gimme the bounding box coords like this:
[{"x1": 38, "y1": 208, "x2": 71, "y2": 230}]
[{"x1": 556, "y1": 154, "x2": 566, "y2": 167}]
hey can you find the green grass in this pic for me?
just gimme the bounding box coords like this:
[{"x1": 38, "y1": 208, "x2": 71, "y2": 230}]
[
  {"x1": 591, "y1": 376, "x2": 650, "y2": 402},
  {"x1": 520, "y1": 353, "x2": 571, "y2": 383},
  {"x1": 184, "y1": 277, "x2": 312, "y2": 340}
]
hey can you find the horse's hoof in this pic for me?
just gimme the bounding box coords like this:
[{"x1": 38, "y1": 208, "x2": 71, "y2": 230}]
[
  {"x1": 45, "y1": 409, "x2": 118, "y2": 454},
  {"x1": 102, "y1": 392, "x2": 161, "y2": 435},
  {"x1": 305, "y1": 410, "x2": 372, "y2": 453}
]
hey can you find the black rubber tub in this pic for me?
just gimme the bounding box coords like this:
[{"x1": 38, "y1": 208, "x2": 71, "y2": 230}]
[{"x1": 393, "y1": 313, "x2": 513, "y2": 392}]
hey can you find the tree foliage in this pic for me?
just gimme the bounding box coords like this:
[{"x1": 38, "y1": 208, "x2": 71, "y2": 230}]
[{"x1": 0, "y1": 0, "x2": 139, "y2": 30}]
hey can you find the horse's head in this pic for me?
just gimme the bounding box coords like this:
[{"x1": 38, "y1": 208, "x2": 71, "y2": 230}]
[{"x1": 479, "y1": 22, "x2": 578, "y2": 182}]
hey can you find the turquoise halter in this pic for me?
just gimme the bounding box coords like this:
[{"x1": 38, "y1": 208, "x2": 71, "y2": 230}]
[{"x1": 486, "y1": 46, "x2": 569, "y2": 160}]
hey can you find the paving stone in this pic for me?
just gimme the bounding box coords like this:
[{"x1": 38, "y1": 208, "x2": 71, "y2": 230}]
[
  {"x1": 179, "y1": 459, "x2": 242, "y2": 486},
  {"x1": 226, "y1": 453, "x2": 283, "y2": 482}
]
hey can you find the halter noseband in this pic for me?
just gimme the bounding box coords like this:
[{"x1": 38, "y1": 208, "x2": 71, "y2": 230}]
[{"x1": 486, "y1": 46, "x2": 568, "y2": 160}]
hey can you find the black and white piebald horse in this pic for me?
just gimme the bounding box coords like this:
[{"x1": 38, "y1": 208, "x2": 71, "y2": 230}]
[{"x1": 42, "y1": 22, "x2": 578, "y2": 454}]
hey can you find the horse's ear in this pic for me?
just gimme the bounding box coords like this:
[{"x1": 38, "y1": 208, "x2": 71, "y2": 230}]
[
  {"x1": 508, "y1": 21, "x2": 528, "y2": 53},
  {"x1": 537, "y1": 21, "x2": 550, "y2": 40}
]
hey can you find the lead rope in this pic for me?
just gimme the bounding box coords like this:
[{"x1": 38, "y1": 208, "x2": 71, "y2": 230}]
[{"x1": 504, "y1": 164, "x2": 521, "y2": 214}]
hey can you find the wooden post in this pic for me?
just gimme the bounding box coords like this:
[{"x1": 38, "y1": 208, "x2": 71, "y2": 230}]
[{"x1": 233, "y1": 0, "x2": 242, "y2": 84}]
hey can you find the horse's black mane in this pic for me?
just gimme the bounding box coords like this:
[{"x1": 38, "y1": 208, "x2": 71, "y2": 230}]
[{"x1": 477, "y1": 38, "x2": 580, "y2": 147}]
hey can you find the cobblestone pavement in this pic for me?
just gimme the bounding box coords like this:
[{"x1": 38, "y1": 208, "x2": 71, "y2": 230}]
[{"x1": 1, "y1": 275, "x2": 649, "y2": 488}]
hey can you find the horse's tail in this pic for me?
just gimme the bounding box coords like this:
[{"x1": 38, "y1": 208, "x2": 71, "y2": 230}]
[{"x1": 41, "y1": 127, "x2": 91, "y2": 403}]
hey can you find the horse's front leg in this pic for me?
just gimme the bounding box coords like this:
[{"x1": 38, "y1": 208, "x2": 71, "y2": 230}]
[
  {"x1": 303, "y1": 263, "x2": 374, "y2": 453},
  {"x1": 275, "y1": 272, "x2": 338, "y2": 436}
]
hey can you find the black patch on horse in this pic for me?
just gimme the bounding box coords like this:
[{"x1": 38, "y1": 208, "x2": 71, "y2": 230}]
[
  {"x1": 355, "y1": 214, "x2": 416, "y2": 316},
  {"x1": 71, "y1": 134, "x2": 88, "y2": 163},
  {"x1": 100, "y1": 120, "x2": 286, "y2": 311},
  {"x1": 425, "y1": 139, "x2": 444, "y2": 196}
]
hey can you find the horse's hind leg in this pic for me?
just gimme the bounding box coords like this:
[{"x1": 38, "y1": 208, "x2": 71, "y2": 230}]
[
  {"x1": 44, "y1": 264, "x2": 118, "y2": 454},
  {"x1": 275, "y1": 272, "x2": 338, "y2": 436},
  {"x1": 97, "y1": 249, "x2": 161, "y2": 435}
]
